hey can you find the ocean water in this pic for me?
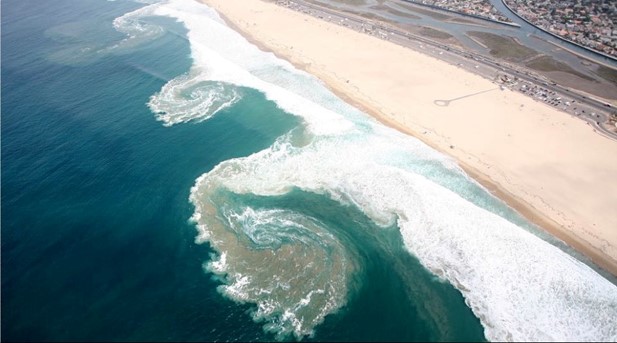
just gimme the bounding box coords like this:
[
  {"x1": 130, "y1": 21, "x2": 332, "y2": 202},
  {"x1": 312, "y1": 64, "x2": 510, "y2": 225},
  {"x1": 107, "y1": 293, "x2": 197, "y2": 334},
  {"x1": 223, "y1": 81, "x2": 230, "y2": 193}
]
[{"x1": 2, "y1": 0, "x2": 616, "y2": 342}]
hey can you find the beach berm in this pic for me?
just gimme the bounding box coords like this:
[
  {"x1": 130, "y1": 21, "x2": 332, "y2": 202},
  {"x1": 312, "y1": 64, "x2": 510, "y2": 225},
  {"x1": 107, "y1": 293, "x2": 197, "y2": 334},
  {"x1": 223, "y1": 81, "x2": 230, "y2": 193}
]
[{"x1": 202, "y1": 0, "x2": 617, "y2": 276}]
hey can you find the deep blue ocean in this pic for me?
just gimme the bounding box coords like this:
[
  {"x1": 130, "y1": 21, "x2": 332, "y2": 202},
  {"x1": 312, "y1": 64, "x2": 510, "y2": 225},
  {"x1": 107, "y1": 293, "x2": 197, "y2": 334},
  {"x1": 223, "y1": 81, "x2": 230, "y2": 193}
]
[{"x1": 2, "y1": 0, "x2": 616, "y2": 341}]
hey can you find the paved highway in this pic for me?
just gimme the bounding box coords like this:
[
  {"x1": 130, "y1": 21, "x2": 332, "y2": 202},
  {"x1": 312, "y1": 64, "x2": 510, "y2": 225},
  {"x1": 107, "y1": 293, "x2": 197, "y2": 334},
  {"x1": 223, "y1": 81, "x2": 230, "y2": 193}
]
[{"x1": 276, "y1": 0, "x2": 617, "y2": 141}]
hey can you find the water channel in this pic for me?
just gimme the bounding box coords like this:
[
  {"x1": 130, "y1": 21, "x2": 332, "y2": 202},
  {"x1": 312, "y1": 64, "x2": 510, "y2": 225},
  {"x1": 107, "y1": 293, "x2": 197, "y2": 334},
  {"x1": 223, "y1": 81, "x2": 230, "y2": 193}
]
[{"x1": 308, "y1": 0, "x2": 617, "y2": 70}]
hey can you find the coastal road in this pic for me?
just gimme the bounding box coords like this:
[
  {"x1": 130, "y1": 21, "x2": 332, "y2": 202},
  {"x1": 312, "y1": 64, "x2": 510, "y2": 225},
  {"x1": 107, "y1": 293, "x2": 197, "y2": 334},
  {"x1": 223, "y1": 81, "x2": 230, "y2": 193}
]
[{"x1": 276, "y1": 0, "x2": 617, "y2": 141}]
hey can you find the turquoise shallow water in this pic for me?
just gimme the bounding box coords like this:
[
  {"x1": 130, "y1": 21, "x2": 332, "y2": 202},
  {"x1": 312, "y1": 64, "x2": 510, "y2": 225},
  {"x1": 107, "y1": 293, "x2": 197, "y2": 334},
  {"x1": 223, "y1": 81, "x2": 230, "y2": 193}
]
[
  {"x1": 2, "y1": 1, "x2": 289, "y2": 340},
  {"x1": 1, "y1": 0, "x2": 483, "y2": 340},
  {"x1": 3, "y1": 0, "x2": 616, "y2": 341}
]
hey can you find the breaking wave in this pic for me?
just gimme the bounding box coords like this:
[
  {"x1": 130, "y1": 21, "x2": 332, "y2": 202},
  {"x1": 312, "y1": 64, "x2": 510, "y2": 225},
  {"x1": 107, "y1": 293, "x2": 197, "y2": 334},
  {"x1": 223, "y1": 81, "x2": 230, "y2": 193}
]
[
  {"x1": 45, "y1": 1, "x2": 167, "y2": 65},
  {"x1": 114, "y1": 0, "x2": 617, "y2": 340},
  {"x1": 195, "y1": 202, "x2": 356, "y2": 339},
  {"x1": 108, "y1": 3, "x2": 165, "y2": 52},
  {"x1": 148, "y1": 75, "x2": 240, "y2": 126}
]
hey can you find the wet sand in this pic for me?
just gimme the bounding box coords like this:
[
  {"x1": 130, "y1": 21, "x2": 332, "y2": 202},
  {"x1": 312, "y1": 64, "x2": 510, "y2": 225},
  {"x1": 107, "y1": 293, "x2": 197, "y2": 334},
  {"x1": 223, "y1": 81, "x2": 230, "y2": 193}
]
[{"x1": 201, "y1": 0, "x2": 617, "y2": 276}]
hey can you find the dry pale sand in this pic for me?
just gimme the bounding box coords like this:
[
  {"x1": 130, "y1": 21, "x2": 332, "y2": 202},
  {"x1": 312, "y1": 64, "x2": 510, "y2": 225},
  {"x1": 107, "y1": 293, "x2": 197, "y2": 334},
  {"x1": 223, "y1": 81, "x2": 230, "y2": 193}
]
[{"x1": 201, "y1": 0, "x2": 617, "y2": 275}]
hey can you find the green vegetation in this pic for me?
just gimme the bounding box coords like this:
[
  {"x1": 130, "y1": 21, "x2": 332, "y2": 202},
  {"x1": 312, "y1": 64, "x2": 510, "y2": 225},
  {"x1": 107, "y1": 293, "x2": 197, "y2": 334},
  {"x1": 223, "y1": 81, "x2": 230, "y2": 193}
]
[
  {"x1": 419, "y1": 27, "x2": 453, "y2": 40},
  {"x1": 398, "y1": 3, "x2": 452, "y2": 21},
  {"x1": 468, "y1": 31, "x2": 538, "y2": 62},
  {"x1": 449, "y1": 17, "x2": 477, "y2": 25},
  {"x1": 308, "y1": 0, "x2": 366, "y2": 6},
  {"x1": 526, "y1": 55, "x2": 594, "y2": 81},
  {"x1": 332, "y1": 0, "x2": 368, "y2": 5},
  {"x1": 355, "y1": 11, "x2": 390, "y2": 22},
  {"x1": 384, "y1": 7, "x2": 421, "y2": 20},
  {"x1": 595, "y1": 65, "x2": 617, "y2": 86}
]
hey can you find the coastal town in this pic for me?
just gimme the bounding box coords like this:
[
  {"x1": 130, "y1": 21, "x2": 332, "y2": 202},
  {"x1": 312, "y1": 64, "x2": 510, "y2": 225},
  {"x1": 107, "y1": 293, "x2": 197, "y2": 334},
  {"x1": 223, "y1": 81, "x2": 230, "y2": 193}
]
[
  {"x1": 404, "y1": 0, "x2": 513, "y2": 24},
  {"x1": 5, "y1": 0, "x2": 617, "y2": 342},
  {"x1": 403, "y1": 0, "x2": 616, "y2": 58},
  {"x1": 503, "y1": 0, "x2": 616, "y2": 57},
  {"x1": 247, "y1": 0, "x2": 617, "y2": 282},
  {"x1": 277, "y1": 0, "x2": 617, "y2": 138}
]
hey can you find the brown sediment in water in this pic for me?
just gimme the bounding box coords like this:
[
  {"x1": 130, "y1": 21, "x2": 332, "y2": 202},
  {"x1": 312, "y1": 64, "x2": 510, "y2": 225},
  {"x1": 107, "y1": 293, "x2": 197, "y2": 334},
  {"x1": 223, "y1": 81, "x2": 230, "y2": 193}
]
[{"x1": 201, "y1": 0, "x2": 617, "y2": 276}]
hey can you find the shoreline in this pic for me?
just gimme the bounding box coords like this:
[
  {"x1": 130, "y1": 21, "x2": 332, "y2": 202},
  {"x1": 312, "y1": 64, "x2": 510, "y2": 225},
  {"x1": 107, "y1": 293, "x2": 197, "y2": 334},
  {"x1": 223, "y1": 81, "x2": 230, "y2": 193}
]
[
  {"x1": 314, "y1": 67, "x2": 617, "y2": 278},
  {"x1": 200, "y1": 0, "x2": 617, "y2": 277}
]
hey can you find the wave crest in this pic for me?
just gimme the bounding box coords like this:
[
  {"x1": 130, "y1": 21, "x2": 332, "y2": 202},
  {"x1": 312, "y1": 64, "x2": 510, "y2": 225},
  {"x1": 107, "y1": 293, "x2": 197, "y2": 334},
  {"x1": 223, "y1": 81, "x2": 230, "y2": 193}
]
[
  {"x1": 148, "y1": 74, "x2": 240, "y2": 126},
  {"x1": 195, "y1": 202, "x2": 355, "y2": 339},
  {"x1": 190, "y1": 133, "x2": 617, "y2": 341},
  {"x1": 109, "y1": 4, "x2": 165, "y2": 52},
  {"x1": 145, "y1": 0, "x2": 617, "y2": 341}
]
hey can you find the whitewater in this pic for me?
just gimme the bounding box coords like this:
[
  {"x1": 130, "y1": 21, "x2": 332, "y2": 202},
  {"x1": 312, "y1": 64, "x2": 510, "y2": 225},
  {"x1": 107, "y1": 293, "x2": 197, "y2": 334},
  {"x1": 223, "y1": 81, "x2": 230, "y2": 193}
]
[{"x1": 114, "y1": 0, "x2": 617, "y2": 341}]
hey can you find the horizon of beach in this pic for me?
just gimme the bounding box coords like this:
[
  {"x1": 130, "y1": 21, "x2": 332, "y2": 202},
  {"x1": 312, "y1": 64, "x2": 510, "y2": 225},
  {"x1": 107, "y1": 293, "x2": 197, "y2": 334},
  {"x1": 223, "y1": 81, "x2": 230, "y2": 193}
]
[{"x1": 201, "y1": 0, "x2": 617, "y2": 276}]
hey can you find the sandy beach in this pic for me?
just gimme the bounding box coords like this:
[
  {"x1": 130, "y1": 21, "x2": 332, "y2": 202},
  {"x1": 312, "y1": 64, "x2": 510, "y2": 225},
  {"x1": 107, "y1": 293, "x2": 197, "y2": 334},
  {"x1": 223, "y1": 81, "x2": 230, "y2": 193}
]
[{"x1": 200, "y1": 0, "x2": 617, "y2": 276}]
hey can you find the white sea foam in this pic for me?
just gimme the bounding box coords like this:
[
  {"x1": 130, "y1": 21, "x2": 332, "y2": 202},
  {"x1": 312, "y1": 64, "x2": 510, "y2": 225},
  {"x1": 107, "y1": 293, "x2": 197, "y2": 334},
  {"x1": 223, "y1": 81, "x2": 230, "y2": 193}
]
[
  {"x1": 150, "y1": 0, "x2": 357, "y2": 135},
  {"x1": 44, "y1": 2, "x2": 167, "y2": 66},
  {"x1": 133, "y1": 0, "x2": 617, "y2": 341},
  {"x1": 148, "y1": 75, "x2": 239, "y2": 126},
  {"x1": 192, "y1": 134, "x2": 617, "y2": 342},
  {"x1": 109, "y1": 4, "x2": 165, "y2": 52},
  {"x1": 198, "y1": 204, "x2": 354, "y2": 339}
]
